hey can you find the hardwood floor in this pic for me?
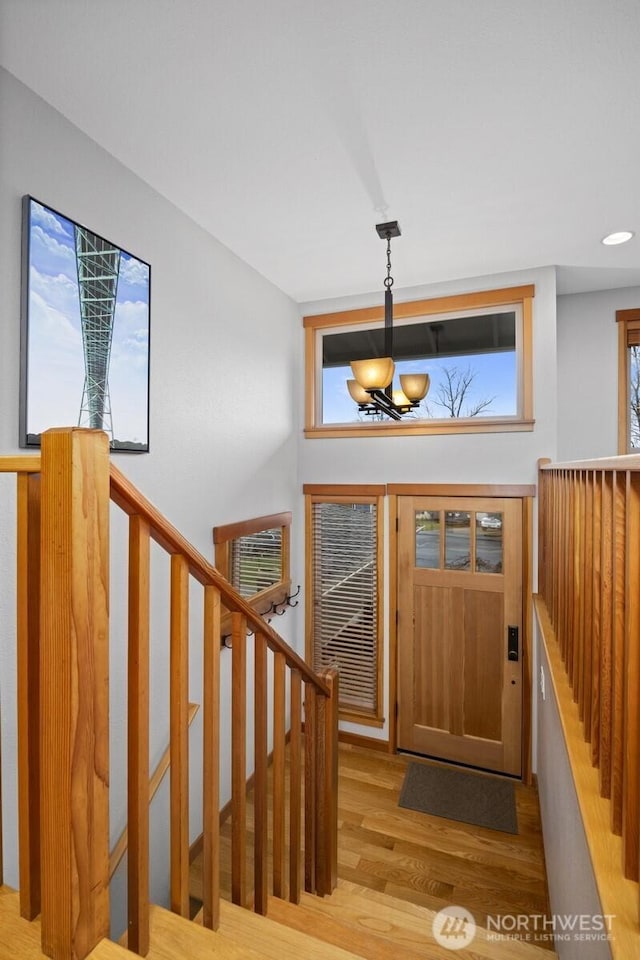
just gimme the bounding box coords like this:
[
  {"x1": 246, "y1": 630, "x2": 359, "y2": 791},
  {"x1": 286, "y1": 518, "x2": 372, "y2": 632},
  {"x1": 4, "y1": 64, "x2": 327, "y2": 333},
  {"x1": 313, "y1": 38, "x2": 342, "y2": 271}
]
[
  {"x1": 334, "y1": 747, "x2": 552, "y2": 941},
  {"x1": 191, "y1": 743, "x2": 553, "y2": 952}
]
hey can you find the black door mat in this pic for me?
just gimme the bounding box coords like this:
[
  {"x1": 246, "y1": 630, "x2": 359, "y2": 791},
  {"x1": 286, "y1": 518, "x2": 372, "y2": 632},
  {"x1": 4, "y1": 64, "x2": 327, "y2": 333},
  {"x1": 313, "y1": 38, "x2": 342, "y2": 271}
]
[{"x1": 398, "y1": 761, "x2": 518, "y2": 834}]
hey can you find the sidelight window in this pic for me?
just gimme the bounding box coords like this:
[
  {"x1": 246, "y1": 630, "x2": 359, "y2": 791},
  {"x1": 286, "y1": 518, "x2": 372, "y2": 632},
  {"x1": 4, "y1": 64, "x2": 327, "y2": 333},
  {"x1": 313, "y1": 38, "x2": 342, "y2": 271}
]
[{"x1": 305, "y1": 485, "x2": 384, "y2": 725}]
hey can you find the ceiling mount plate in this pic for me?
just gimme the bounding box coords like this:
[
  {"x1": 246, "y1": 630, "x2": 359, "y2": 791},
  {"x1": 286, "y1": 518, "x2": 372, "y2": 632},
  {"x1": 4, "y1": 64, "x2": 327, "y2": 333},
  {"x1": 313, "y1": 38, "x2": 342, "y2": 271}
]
[{"x1": 376, "y1": 220, "x2": 401, "y2": 239}]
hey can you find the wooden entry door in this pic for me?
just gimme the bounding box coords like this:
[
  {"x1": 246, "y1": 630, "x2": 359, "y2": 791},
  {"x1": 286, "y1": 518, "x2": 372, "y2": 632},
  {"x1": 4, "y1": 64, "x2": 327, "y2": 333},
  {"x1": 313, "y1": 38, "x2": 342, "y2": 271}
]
[{"x1": 397, "y1": 496, "x2": 523, "y2": 776}]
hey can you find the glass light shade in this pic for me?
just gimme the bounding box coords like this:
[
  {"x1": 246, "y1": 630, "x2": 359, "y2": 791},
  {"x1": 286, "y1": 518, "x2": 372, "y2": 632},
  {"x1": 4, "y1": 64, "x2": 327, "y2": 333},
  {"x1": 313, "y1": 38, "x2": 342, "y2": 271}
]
[
  {"x1": 399, "y1": 373, "x2": 430, "y2": 402},
  {"x1": 347, "y1": 379, "x2": 371, "y2": 404},
  {"x1": 392, "y1": 389, "x2": 411, "y2": 407},
  {"x1": 350, "y1": 357, "x2": 395, "y2": 390}
]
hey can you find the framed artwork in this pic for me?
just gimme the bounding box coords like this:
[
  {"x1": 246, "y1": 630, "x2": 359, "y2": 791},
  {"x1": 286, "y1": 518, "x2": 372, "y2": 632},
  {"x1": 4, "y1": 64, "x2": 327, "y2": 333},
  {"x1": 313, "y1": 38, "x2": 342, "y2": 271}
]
[{"x1": 20, "y1": 196, "x2": 150, "y2": 451}]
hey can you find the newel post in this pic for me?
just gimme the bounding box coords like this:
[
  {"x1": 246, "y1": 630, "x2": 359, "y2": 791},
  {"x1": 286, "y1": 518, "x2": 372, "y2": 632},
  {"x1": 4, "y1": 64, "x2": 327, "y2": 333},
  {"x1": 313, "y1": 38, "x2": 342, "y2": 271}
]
[{"x1": 40, "y1": 428, "x2": 110, "y2": 960}]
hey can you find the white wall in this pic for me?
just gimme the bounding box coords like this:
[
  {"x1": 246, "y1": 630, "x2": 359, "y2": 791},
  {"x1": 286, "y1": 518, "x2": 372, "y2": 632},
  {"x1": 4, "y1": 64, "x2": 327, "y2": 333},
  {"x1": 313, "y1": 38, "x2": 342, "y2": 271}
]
[
  {"x1": 556, "y1": 286, "x2": 640, "y2": 461},
  {"x1": 536, "y1": 627, "x2": 612, "y2": 960},
  {"x1": 0, "y1": 68, "x2": 301, "y2": 929},
  {"x1": 297, "y1": 267, "x2": 558, "y2": 742}
]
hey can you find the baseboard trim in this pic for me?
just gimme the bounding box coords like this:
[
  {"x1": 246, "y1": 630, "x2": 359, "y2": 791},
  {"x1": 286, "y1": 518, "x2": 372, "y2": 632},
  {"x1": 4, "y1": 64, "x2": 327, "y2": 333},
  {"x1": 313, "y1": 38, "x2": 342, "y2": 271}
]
[{"x1": 338, "y1": 730, "x2": 390, "y2": 752}]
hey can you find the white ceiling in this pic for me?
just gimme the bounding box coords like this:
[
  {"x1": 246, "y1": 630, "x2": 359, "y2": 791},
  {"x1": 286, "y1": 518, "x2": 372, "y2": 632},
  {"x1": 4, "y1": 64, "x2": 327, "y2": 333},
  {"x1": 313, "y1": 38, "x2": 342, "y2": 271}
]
[{"x1": 2, "y1": 0, "x2": 640, "y2": 302}]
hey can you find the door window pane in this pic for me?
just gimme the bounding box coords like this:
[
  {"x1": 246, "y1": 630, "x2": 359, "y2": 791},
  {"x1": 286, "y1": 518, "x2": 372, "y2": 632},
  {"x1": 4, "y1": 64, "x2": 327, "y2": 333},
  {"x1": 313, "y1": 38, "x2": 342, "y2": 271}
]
[
  {"x1": 415, "y1": 510, "x2": 440, "y2": 568},
  {"x1": 476, "y1": 513, "x2": 503, "y2": 573},
  {"x1": 445, "y1": 512, "x2": 471, "y2": 570}
]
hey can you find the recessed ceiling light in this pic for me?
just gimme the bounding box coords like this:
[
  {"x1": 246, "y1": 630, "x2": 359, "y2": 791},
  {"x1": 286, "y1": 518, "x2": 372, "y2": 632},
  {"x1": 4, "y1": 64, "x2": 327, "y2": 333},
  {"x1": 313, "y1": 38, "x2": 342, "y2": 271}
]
[{"x1": 601, "y1": 230, "x2": 634, "y2": 246}]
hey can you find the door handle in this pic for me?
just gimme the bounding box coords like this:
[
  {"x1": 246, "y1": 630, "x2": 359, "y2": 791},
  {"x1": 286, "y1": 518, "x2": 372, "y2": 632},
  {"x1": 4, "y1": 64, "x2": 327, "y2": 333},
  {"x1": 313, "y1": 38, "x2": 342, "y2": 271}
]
[{"x1": 507, "y1": 625, "x2": 519, "y2": 661}]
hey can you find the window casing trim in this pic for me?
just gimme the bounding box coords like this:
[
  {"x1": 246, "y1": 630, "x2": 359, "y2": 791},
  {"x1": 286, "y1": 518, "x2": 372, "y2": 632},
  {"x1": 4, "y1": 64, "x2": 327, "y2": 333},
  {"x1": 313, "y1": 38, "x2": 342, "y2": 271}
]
[{"x1": 304, "y1": 284, "x2": 535, "y2": 438}]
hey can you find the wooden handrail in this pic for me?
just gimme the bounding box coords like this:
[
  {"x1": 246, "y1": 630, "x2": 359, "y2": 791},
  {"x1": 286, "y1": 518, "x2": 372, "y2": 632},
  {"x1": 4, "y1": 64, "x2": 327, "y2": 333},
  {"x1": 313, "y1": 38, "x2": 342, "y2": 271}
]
[
  {"x1": 109, "y1": 702, "x2": 200, "y2": 879},
  {"x1": 109, "y1": 464, "x2": 329, "y2": 696},
  {"x1": 0, "y1": 455, "x2": 41, "y2": 473},
  {"x1": 539, "y1": 454, "x2": 640, "y2": 471}
]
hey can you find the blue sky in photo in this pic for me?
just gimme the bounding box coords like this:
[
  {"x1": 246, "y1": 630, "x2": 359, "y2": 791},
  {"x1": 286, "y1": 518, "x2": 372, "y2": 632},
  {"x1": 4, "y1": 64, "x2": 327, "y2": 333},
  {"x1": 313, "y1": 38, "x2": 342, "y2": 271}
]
[
  {"x1": 26, "y1": 199, "x2": 149, "y2": 443},
  {"x1": 322, "y1": 350, "x2": 517, "y2": 423}
]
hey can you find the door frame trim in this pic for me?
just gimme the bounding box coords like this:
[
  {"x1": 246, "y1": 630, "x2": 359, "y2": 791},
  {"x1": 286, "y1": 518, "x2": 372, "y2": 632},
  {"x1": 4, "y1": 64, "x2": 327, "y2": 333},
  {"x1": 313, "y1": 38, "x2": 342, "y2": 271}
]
[{"x1": 388, "y1": 484, "x2": 534, "y2": 784}]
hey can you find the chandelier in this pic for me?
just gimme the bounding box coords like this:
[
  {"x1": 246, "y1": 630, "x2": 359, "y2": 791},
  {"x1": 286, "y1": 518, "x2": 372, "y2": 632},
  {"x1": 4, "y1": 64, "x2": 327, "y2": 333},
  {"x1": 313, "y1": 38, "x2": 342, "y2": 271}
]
[{"x1": 347, "y1": 221, "x2": 430, "y2": 420}]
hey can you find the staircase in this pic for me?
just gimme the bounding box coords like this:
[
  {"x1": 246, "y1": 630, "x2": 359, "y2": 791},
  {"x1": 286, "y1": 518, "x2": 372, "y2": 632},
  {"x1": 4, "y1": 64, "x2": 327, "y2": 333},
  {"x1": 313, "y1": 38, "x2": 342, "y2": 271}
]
[
  {"x1": 0, "y1": 428, "x2": 557, "y2": 960},
  {"x1": 1, "y1": 878, "x2": 557, "y2": 960}
]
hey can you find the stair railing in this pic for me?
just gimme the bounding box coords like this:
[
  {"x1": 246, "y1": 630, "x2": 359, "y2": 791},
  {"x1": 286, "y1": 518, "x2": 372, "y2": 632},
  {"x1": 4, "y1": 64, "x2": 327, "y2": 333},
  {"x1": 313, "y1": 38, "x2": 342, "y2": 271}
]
[
  {"x1": 537, "y1": 454, "x2": 640, "y2": 937},
  {"x1": 1, "y1": 427, "x2": 338, "y2": 960}
]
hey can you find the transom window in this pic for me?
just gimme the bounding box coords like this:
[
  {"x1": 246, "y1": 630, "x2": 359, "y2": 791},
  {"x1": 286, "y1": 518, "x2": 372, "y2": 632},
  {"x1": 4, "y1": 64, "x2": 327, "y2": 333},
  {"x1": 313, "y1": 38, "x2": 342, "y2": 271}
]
[{"x1": 304, "y1": 285, "x2": 534, "y2": 438}]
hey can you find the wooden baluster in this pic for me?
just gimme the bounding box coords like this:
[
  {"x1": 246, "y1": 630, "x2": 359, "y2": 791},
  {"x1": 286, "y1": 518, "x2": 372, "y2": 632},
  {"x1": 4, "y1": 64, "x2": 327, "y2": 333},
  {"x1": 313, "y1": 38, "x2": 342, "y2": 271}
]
[
  {"x1": 537, "y1": 462, "x2": 545, "y2": 602},
  {"x1": 289, "y1": 670, "x2": 302, "y2": 904},
  {"x1": 611, "y1": 471, "x2": 627, "y2": 835},
  {"x1": 231, "y1": 612, "x2": 247, "y2": 907},
  {"x1": 273, "y1": 651, "x2": 286, "y2": 899},
  {"x1": 316, "y1": 670, "x2": 339, "y2": 897},
  {"x1": 170, "y1": 554, "x2": 190, "y2": 917},
  {"x1": 569, "y1": 469, "x2": 577, "y2": 672},
  {"x1": 571, "y1": 470, "x2": 584, "y2": 692},
  {"x1": 556, "y1": 472, "x2": 564, "y2": 651},
  {"x1": 253, "y1": 633, "x2": 268, "y2": 915},
  {"x1": 546, "y1": 469, "x2": 553, "y2": 609},
  {"x1": 576, "y1": 473, "x2": 586, "y2": 710},
  {"x1": 590, "y1": 471, "x2": 602, "y2": 763},
  {"x1": 599, "y1": 471, "x2": 614, "y2": 796},
  {"x1": 39, "y1": 428, "x2": 110, "y2": 960},
  {"x1": 314, "y1": 685, "x2": 327, "y2": 895},
  {"x1": 622, "y1": 472, "x2": 640, "y2": 880},
  {"x1": 127, "y1": 516, "x2": 150, "y2": 954},
  {"x1": 202, "y1": 585, "x2": 221, "y2": 930},
  {"x1": 560, "y1": 472, "x2": 569, "y2": 659},
  {"x1": 16, "y1": 472, "x2": 41, "y2": 920},
  {"x1": 583, "y1": 471, "x2": 594, "y2": 736},
  {"x1": 304, "y1": 682, "x2": 317, "y2": 895}
]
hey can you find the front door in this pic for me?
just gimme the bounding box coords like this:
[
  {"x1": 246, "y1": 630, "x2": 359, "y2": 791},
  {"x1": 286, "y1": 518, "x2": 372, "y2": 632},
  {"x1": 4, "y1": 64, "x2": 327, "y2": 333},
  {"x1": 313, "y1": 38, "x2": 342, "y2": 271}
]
[{"x1": 397, "y1": 496, "x2": 523, "y2": 776}]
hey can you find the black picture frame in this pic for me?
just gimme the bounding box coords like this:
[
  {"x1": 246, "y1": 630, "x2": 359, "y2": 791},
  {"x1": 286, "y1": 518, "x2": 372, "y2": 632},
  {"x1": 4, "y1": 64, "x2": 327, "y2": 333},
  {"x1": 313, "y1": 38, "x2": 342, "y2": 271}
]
[{"x1": 20, "y1": 195, "x2": 151, "y2": 452}]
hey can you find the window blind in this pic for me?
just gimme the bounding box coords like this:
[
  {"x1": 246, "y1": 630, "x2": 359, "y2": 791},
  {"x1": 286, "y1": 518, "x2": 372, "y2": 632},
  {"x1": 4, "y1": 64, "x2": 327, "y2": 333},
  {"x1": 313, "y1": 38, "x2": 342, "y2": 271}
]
[
  {"x1": 230, "y1": 527, "x2": 282, "y2": 598},
  {"x1": 310, "y1": 501, "x2": 378, "y2": 714},
  {"x1": 627, "y1": 326, "x2": 640, "y2": 347}
]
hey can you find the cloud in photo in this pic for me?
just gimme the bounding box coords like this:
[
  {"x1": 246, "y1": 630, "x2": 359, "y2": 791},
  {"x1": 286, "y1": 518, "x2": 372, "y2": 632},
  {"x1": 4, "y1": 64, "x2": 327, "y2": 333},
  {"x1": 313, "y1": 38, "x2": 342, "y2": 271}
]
[
  {"x1": 30, "y1": 266, "x2": 79, "y2": 328},
  {"x1": 119, "y1": 254, "x2": 149, "y2": 288},
  {"x1": 31, "y1": 224, "x2": 75, "y2": 276},
  {"x1": 31, "y1": 201, "x2": 70, "y2": 238}
]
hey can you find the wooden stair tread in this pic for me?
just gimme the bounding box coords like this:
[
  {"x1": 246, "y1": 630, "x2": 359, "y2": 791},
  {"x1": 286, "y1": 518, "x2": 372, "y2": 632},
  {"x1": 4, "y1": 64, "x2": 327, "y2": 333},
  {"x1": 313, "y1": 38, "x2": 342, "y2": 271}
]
[
  {"x1": 0, "y1": 886, "x2": 47, "y2": 960},
  {"x1": 266, "y1": 895, "x2": 440, "y2": 960},
  {"x1": 285, "y1": 882, "x2": 558, "y2": 960},
  {"x1": 216, "y1": 899, "x2": 372, "y2": 960},
  {"x1": 89, "y1": 942, "x2": 138, "y2": 960},
  {"x1": 146, "y1": 904, "x2": 267, "y2": 960},
  {"x1": 0, "y1": 886, "x2": 134, "y2": 960}
]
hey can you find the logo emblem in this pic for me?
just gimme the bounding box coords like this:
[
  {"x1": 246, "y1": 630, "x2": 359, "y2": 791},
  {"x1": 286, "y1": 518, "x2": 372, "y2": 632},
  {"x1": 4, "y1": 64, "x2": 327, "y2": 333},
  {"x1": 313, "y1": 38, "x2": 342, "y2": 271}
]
[{"x1": 432, "y1": 906, "x2": 477, "y2": 950}]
